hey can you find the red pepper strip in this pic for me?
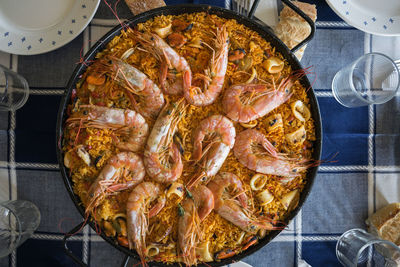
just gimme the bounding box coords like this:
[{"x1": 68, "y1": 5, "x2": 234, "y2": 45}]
[
  {"x1": 117, "y1": 236, "x2": 129, "y2": 247},
  {"x1": 242, "y1": 236, "x2": 258, "y2": 251},
  {"x1": 215, "y1": 249, "x2": 236, "y2": 260}
]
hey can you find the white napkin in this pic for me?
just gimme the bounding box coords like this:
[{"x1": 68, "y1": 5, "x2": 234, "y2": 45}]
[
  {"x1": 254, "y1": 0, "x2": 279, "y2": 27},
  {"x1": 367, "y1": 35, "x2": 400, "y2": 63},
  {"x1": 366, "y1": 33, "x2": 400, "y2": 212},
  {"x1": 298, "y1": 259, "x2": 312, "y2": 267}
]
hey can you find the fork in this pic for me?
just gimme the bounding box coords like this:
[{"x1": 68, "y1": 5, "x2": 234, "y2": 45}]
[{"x1": 233, "y1": 0, "x2": 253, "y2": 16}]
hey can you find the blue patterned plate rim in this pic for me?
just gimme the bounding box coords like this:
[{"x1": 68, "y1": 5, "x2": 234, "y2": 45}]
[
  {"x1": 0, "y1": 0, "x2": 100, "y2": 55},
  {"x1": 326, "y1": 0, "x2": 400, "y2": 36}
]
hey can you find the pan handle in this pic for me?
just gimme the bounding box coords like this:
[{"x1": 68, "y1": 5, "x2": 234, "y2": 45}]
[
  {"x1": 248, "y1": 0, "x2": 315, "y2": 54},
  {"x1": 63, "y1": 221, "x2": 88, "y2": 267}
]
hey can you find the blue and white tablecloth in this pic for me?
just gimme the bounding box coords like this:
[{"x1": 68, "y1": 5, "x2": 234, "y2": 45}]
[{"x1": 0, "y1": 0, "x2": 399, "y2": 266}]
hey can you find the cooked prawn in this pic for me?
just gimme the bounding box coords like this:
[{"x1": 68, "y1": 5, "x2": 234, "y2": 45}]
[
  {"x1": 144, "y1": 99, "x2": 186, "y2": 183},
  {"x1": 208, "y1": 172, "x2": 280, "y2": 234},
  {"x1": 126, "y1": 182, "x2": 165, "y2": 265},
  {"x1": 187, "y1": 115, "x2": 235, "y2": 189},
  {"x1": 132, "y1": 30, "x2": 192, "y2": 95},
  {"x1": 66, "y1": 105, "x2": 149, "y2": 152},
  {"x1": 85, "y1": 152, "x2": 145, "y2": 217},
  {"x1": 89, "y1": 55, "x2": 165, "y2": 119},
  {"x1": 234, "y1": 129, "x2": 309, "y2": 177},
  {"x1": 178, "y1": 185, "x2": 214, "y2": 266},
  {"x1": 184, "y1": 25, "x2": 229, "y2": 106},
  {"x1": 222, "y1": 71, "x2": 306, "y2": 123}
]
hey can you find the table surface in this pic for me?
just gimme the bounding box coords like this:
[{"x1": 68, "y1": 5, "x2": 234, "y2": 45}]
[{"x1": 1, "y1": 0, "x2": 399, "y2": 266}]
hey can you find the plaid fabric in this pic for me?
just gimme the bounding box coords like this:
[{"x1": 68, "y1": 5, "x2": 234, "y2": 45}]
[{"x1": 0, "y1": 0, "x2": 396, "y2": 266}]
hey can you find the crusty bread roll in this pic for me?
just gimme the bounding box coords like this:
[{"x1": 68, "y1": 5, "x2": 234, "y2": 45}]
[
  {"x1": 124, "y1": 0, "x2": 166, "y2": 15},
  {"x1": 366, "y1": 203, "x2": 400, "y2": 246},
  {"x1": 274, "y1": 1, "x2": 317, "y2": 61}
]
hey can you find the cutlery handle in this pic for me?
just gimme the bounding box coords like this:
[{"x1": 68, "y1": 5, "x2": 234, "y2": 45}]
[
  {"x1": 120, "y1": 255, "x2": 134, "y2": 267},
  {"x1": 248, "y1": 0, "x2": 260, "y2": 19},
  {"x1": 63, "y1": 221, "x2": 89, "y2": 267},
  {"x1": 247, "y1": 0, "x2": 315, "y2": 54}
]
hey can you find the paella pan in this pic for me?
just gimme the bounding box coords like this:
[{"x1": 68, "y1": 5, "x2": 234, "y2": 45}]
[{"x1": 57, "y1": 3, "x2": 321, "y2": 266}]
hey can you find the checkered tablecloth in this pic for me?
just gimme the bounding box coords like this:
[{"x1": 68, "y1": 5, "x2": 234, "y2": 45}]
[{"x1": 1, "y1": 0, "x2": 399, "y2": 266}]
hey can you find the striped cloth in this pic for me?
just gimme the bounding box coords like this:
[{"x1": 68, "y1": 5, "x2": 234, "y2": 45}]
[{"x1": 0, "y1": 0, "x2": 397, "y2": 266}]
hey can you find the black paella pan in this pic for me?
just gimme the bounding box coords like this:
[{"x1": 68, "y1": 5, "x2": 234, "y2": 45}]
[{"x1": 56, "y1": 1, "x2": 322, "y2": 266}]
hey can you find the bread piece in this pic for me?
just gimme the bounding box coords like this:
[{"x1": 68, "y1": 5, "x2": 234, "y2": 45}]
[
  {"x1": 274, "y1": 1, "x2": 317, "y2": 61},
  {"x1": 124, "y1": 0, "x2": 166, "y2": 15},
  {"x1": 366, "y1": 203, "x2": 400, "y2": 246},
  {"x1": 280, "y1": 1, "x2": 317, "y2": 22}
]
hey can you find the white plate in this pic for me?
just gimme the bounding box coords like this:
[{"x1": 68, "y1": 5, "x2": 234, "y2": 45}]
[
  {"x1": 326, "y1": 0, "x2": 400, "y2": 36},
  {"x1": 0, "y1": 0, "x2": 100, "y2": 55}
]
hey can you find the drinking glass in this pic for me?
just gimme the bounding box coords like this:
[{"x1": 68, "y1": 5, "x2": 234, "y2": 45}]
[
  {"x1": 0, "y1": 64, "x2": 29, "y2": 111},
  {"x1": 336, "y1": 228, "x2": 400, "y2": 267},
  {"x1": 0, "y1": 200, "x2": 40, "y2": 258},
  {"x1": 332, "y1": 53, "x2": 400, "y2": 107}
]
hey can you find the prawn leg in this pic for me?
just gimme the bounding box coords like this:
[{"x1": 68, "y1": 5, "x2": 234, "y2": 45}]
[
  {"x1": 85, "y1": 152, "x2": 145, "y2": 217},
  {"x1": 222, "y1": 70, "x2": 307, "y2": 123},
  {"x1": 208, "y1": 172, "x2": 281, "y2": 234},
  {"x1": 66, "y1": 105, "x2": 149, "y2": 152},
  {"x1": 144, "y1": 99, "x2": 187, "y2": 183},
  {"x1": 233, "y1": 129, "x2": 310, "y2": 177},
  {"x1": 184, "y1": 25, "x2": 229, "y2": 106},
  {"x1": 126, "y1": 182, "x2": 163, "y2": 265},
  {"x1": 87, "y1": 55, "x2": 165, "y2": 119},
  {"x1": 187, "y1": 114, "x2": 235, "y2": 188},
  {"x1": 178, "y1": 185, "x2": 214, "y2": 266},
  {"x1": 131, "y1": 30, "x2": 192, "y2": 95}
]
